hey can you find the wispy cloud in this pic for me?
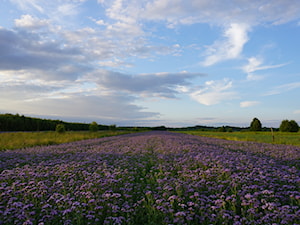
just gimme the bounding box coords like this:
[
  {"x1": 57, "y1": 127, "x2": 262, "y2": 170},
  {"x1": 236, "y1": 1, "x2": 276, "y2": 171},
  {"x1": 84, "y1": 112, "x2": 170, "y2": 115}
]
[
  {"x1": 264, "y1": 82, "x2": 300, "y2": 96},
  {"x1": 240, "y1": 101, "x2": 260, "y2": 108},
  {"x1": 190, "y1": 79, "x2": 237, "y2": 105},
  {"x1": 243, "y1": 57, "x2": 289, "y2": 80},
  {"x1": 10, "y1": 0, "x2": 45, "y2": 13}
]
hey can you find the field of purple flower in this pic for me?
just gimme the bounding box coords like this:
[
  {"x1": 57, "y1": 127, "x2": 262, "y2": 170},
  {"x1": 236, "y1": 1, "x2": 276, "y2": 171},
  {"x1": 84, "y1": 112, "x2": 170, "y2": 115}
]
[{"x1": 1, "y1": 131, "x2": 299, "y2": 225}]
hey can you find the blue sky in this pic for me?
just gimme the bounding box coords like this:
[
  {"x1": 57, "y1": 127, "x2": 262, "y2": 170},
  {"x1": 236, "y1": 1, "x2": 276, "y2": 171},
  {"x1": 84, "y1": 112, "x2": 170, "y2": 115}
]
[{"x1": 1, "y1": 0, "x2": 300, "y2": 127}]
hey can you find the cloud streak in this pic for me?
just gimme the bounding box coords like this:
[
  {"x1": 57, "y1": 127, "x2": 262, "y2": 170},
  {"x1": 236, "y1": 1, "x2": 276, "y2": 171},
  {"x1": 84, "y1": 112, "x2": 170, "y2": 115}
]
[
  {"x1": 243, "y1": 57, "x2": 289, "y2": 80},
  {"x1": 264, "y1": 82, "x2": 300, "y2": 96},
  {"x1": 240, "y1": 101, "x2": 260, "y2": 108}
]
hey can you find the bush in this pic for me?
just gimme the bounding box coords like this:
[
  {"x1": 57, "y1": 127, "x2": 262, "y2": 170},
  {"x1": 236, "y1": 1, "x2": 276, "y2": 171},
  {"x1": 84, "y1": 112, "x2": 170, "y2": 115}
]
[
  {"x1": 280, "y1": 120, "x2": 299, "y2": 132},
  {"x1": 55, "y1": 124, "x2": 66, "y2": 133},
  {"x1": 89, "y1": 121, "x2": 99, "y2": 132}
]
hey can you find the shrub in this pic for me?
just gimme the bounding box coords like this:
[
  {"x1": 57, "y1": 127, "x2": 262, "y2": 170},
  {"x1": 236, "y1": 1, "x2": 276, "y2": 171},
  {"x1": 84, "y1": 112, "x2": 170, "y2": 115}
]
[
  {"x1": 55, "y1": 124, "x2": 66, "y2": 133},
  {"x1": 89, "y1": 121, "x2": 99, "y2": 132}
]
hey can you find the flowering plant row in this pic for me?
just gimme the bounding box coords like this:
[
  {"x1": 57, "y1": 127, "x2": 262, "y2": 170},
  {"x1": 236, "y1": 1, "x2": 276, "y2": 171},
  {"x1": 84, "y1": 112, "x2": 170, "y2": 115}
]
[{"x1": 0, "y1": 131, "x2": 299, "y2": 224}]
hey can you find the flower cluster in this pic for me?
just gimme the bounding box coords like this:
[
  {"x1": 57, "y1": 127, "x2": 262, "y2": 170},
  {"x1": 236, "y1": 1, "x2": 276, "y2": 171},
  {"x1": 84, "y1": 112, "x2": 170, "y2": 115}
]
[{"x1": 0, "y1": 131, "x2": 299, "y2": 224}]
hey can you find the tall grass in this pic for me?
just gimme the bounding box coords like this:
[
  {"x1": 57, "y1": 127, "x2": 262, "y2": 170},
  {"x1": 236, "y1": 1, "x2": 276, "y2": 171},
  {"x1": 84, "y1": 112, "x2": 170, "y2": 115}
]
[
  {"x1": 178, "y1": 131, "x2": 300, "y2": 146},
  {"x1": 0, "y1": 130, "x2": 136, "y2": 151}
]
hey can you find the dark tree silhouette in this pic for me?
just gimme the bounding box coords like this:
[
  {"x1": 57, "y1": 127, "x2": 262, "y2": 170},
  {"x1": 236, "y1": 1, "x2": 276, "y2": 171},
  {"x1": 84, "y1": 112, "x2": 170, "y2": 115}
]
[{"x1": 250, "y1": 118, "x2": 262, "y2": 131}]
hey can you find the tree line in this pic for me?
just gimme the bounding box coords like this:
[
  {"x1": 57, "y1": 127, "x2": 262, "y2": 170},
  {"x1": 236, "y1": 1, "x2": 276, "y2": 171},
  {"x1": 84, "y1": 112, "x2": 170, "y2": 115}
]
[
  {"x1": 1, "y1": 113, "x2": 299, "y2": 132},
  {"x1": 0, "y1": 114, "x2": 110, "y2": 132},
  {"x1": 250, "y1": 118, "x2": 299, "y2": 132}
]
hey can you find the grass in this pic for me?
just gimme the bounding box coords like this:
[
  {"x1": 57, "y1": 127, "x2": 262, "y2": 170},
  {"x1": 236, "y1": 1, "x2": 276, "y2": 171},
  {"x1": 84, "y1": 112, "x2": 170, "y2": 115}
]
[
  {"x1": 0, "y1": 130, "x2": 138, "y2": 151},
  {"x1": 177, "y1": 130, "x2": 300, "y2": 146}
]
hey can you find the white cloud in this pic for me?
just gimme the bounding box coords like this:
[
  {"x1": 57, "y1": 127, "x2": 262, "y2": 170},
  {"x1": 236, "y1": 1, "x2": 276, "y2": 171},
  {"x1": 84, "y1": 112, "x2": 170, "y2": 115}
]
[
  {"x1": 96, "y1": 19, "x2": 107, "y2": 26},
  {"x1": 14, "y1": 14, "x2": 49, "y2": 29},
  {"x1": 201, "y1": 23, "x2": 249, "y2": 66},
  {"x1": 190, "y1": 79, "x2": 237, "y2": 105},
  {"x1": 243, "y1": 57, "x2": 263, "y2": 74},
  {"x1": 240, "y1": 101, "x2": 260, "y2": 108},
  {"x1": 293, "y1": 110, "x2": 300, "y2": 114}
]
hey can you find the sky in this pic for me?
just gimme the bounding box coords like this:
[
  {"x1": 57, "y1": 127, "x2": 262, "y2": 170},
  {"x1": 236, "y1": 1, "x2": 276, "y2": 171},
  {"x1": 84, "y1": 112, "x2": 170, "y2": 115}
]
[{"x1": 1, "y1": 0, "x2": 300, "y2": 127}]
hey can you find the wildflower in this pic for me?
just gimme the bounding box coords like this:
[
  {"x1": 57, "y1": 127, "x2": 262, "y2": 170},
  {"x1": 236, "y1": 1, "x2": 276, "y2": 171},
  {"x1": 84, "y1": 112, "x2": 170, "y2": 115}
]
[
  {"x1": 22, "y1": 220, "x2": 33, "y2": 225},
  {"x1": 262, "y1": 190, "x2": 274, "y2": 195},
  {"x1": 111, "y1": 193, "x2": 121, "y2": 198},
  {"x1": 245, "y1": 193, "x2": 252, "y2": 199},
  {"x1": 175, "y1": 211, "x2": 186, "y2": 217},
  {"x1": 145, "y1": 190, "x2": 152, "y2": 195}
]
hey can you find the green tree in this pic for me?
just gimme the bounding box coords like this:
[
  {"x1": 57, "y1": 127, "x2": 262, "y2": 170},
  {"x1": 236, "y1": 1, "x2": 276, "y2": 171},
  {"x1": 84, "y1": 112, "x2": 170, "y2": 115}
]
[
  {"x1": 280, "y1": 120, "x2": 290, "y2": 132},
  {"x1": 89, "y1": 121, "x2": 99, "y2": 132},
  {"x1": 289, "y1": 120, "x2": 299, "y2": 132},
  {"x1": 250, "y1": 118, "x2": 262, "y2": 131},
  {"x1": 56, "y1": 124, "x2": 66, "y2": 133},
  {"x1": 280, "y1": 120, "x2": 299, "y2": 132}
]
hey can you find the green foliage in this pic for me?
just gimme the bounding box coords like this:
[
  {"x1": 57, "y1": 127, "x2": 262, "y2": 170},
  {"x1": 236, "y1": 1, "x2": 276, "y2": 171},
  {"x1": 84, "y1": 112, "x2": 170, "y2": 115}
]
[
  {"x1": 280, "y1": 120, "x2": 299, "y2": 132},
  {"x1": 0, "y1": 113, "x2": 93, "y2": 131},
  {"x1": 250, "y1": 117, "x2": 262, "y2": 131},
  {"x1": 89, "y1": 121, "x2": 99, "y2": 132},
  {"x1": 55, "y1": 124, "x2": 66, "y2": 133}
]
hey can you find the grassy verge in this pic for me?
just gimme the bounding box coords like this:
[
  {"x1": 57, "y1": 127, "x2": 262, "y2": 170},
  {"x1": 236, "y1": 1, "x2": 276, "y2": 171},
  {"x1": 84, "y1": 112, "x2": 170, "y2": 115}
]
[
  {"x1": 0, "y1": 130, "x2": 137, "y2": 150},
  {"x1": 177, "y1": 131, "x2": 300, "y2": 146}
]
